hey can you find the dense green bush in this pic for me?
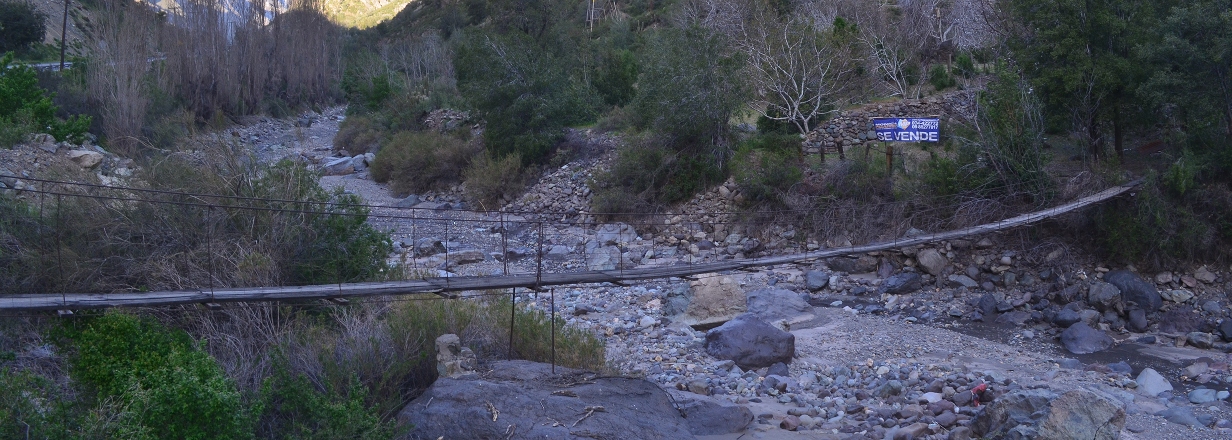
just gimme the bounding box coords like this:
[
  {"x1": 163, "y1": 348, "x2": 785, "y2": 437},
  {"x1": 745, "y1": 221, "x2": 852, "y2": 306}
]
[
  {"x1": 1094, "y1": 176, "x2": 1215, "y2": 264},
  {"x1": 732, "y1": 135, "x2": 802, "y2": 204},
  {"x1": 259, "y1": 361, "x2": 396, "y2": 440},
  {"x1": 290, "y1": 190, "x2": 393, "y2": 285},
  {"x1": 370, "y1": 131, "x2": 480, "y2": 196},
  {"x1": 929, "y1": 64, "x2": 956, "y2": 91},
  {"x1": 463, "y1": 152, "x2": 525, "y2": 210},
  {"x1": 592, "y1": 142, "x2": 726, "y2": 216},
  {"x1": 62, "y1": 313, "x2": 255, "y2": 440},
  {"x1": 593, "y1": 49, "x2": 638, "y2": 107},
  {"x1": 632, "y1": 26, "x2": 746, "y2": 151},
  {"x1": 0, "y1": 1, "x2": 46, "y2": 54},
  {"x1": 333, "y1": 114, "x2": 385, "y2": 154},
  {"x1": 455, "y1": 31, "x2": 598, "y2": 164},
  {"x1": 954, "y1": 53, "x2": 976, "y2": 78},
  {"x1": 0, "y1": 52, "x2": 91, "y2": 147}
]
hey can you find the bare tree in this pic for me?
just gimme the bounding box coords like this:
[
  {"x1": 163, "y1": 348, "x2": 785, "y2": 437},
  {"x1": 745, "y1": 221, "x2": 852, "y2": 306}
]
[
  {"x1": 852, "y1": 0, "x2": 935, "y2": 99},
  {"x1": 88, "y1": 0, "x2": 155, "y2": 155},
  {"x1": 741, "y1": 12, "x2": 859, "y2": 136}
]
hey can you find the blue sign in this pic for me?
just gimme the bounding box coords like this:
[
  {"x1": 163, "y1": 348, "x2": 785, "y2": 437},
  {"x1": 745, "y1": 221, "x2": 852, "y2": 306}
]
[{"x1": 873, "y1": 117, "x2": 940, "y2": 142}]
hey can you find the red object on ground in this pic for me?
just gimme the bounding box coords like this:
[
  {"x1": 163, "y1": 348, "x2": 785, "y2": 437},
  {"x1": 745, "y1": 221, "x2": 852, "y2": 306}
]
[{"x1": 971, "y1": 383, "x2": 988, "y2": 407}]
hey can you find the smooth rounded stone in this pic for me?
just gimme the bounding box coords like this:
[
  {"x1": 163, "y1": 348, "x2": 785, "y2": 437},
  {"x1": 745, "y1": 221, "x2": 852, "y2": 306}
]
[
  {"x1": 878, "y1": 380, "x2": 905, "y2": 398},
  {"x1": 922, "y1": 392, "x2": 944, "y2": 403},
  {"x1": 1219, "y1": 390, "x2": 1230, "y2": 400},
  {"x1": 1189, "y1": 388, "x2": 1218, "y2": 404},
  {"x1": 1108, "y1": 361, "x2": 1133, "y2": 375},
  {"x1": 1053, "y1": 308, "x2": 1082, "y2": 327},
  {"x1": 1203, "y1": 300, "x2": 1223, "y2": 314},
  {"x1": 1061, "y1": 322, "x2": 1114, "y2": 354},
  {"x1": 1127, "y1": 309, "x2": 1149, "y2": 332},
  {"x1": 935, "y1": 411, "x2": 958, "y2": 427},
  {"x1": 1184, "y1": 362, "x2": 1210, "y2": 377},
  {"x1": 1135, "y1": 368, "x2": 1173, "y2": 397}
]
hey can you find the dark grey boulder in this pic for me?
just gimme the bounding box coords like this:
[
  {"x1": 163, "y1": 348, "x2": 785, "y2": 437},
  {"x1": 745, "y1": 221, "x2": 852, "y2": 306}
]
[
  {"x1": 1220, "y1": 319, "x2": 1232, "y2": 342},
  {"x1": 705, "y1": 313, "x2": 794, "y2": 369},
  {"x1": 881, "y1": 272, "x2": 922, "y2": 295},
  {"x1": 1127, "y1": 309, "x2": 1149, "y2": 332},
  {"x1": 1061, "y1": 322, "x2": 1114, "y2": 354},
  {"x1": 1105, "y1": 270, "x2": 1162, "y2": 311},
  {"x1": 804, "y1": 270, "x2": 829, "y2": 291},
  {"x1": 397, "y1": 360, "x2": 696, "y2": 439},
  {"x1": 1087, "y1": 281, "x2": 1123, "y2": 313},
  {"x1": 666, "y1": 390, "x2": 753, "y2": 435},
  {"x1": 1053, "y1": 308, "x2": 1083, "y2": 327}
]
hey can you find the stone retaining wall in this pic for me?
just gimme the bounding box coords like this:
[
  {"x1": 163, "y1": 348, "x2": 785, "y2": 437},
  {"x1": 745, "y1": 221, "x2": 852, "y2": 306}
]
[{"x1": 803, "y1": 91, "x2": 976, "y2": 155}]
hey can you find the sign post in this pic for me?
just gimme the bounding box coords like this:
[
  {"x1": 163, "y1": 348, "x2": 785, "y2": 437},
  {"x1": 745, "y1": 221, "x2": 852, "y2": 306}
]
[{"x1": 872, "y1": 117, "x2": 941, "y2": 177}]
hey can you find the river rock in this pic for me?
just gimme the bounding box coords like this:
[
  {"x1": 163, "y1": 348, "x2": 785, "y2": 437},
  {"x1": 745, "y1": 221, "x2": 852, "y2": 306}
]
[
  {"x1": 322, "y1": 156, "x2": 354, "y2": 175},
  {"x1": 916, "y1": 249, "x2": 948, "y2": 276},
  {"x1": 1221, "y1": 319, "x2": 1232, "y2": 342},
  {"x1": 948, "y1": 274, "x2": 979, "y2": 289},
  {"x1": 805, "y1": 270, "x2": 829, "y2": 291},
  {"x1": 1189, "y1": 388, "x2": 1218, "y2": 404},
  {"x1": 398, "y1": 361, "x2": 696, "y2": 439},
  {"x1": 67, "y1": 150, "x2": 104, "y2": 169},
  {"x1": 1087, "y1": 281, "x2": 1123, "y2": 313},
  {"x1": 1186, "y1": 332, "x2": 1215, "y2": 349},
  {"x1": 596, "y1": 223, "x2": 637, "y2": 245},
  {"x1": 704, "y1": 313, "x2": 794, "y2": 369},
  {"x1": 1105, "y1": 270, "x2": 1162, "y2": 311},
  {"x1": 882, "y1": 272, "x2": 922, "y2": 295},
  {"x1": 1060, "y1": 322, "x2": 1113, "y2": 354},
  {"x1": 1135, "y1": 368, "x2": 1173, "y2": 397}
]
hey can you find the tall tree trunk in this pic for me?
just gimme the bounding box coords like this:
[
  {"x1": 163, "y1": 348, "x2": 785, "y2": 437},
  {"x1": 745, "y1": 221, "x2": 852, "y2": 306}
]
[
  {"x1": 1088, "y1": 112, "x2": 1100, "y2": 162},
  {"x1": 1114, "y1": 104, "x2": 1123, "y2": 162}
]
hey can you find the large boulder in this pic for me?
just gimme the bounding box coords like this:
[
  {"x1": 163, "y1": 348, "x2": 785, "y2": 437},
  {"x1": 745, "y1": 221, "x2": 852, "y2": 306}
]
[
  {"x1": 322, "y1": 156, "x2": 355, "y2": 175},
  {"x1": 915, "y1": 249, "x2": 949, "y2": 276},
  {"x1": 1135, "y1": 368, "x2": 1173, "y2": 397},
  {"x1": 745, "y1": 288, "x2": 813, "y2": 324},
  {"x1": 596, "y1": 223, "x2": 637, "y2": 245},
  {"x1": 673, "y1": 275, "x2": 746, "y2": 327},
  {"x1": 1086, "y1": 281, "x2": 1123, "y2": 314},
  {"x1": 1060, "y1": 322, "x2": 1114, "y2": 354},
  {"x1": 586, "y1": 246, "x2": 634, "y2": 271},
  {"x1": 804, "y1": 270, "x2": 829, "y2": 291},
  {"x1": 1104, "y1": 270, "x2": 1162, "y2": 311},
  {"x1": 67, "y1": 149, "x2": 104, "y2": 169},
  {"x1": 972, "y1": 388, "x2": 1125, "y2": 440},
  {"x1": 666, "y1": 389, "x2": 753, "y2": 435},
  {"x1": 704, "y1": 313, "x2": 794, "y2": 369},
  {"x1": 398, "y1": 360, "x2": 696, "y2": 439},
  {"x1": 882, "y1": 272, "x2": 922, "y2": 295}
]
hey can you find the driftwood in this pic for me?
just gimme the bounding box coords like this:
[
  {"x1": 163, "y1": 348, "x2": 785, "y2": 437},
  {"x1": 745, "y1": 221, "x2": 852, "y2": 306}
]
[{"x1": 0, "y1": 180, "x2": 1140, "y2": 311}]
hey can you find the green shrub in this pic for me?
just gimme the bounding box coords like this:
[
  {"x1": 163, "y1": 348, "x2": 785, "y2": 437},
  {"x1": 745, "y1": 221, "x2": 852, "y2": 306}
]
[
  {"x1": 1094, "y1": 175, "x2": 1215, "y2": 263},
  {"x1": 290, "y1": 190, "x2": 393, "y2": 285},
  {"x1": 259, "y1": 361, "x2": 396, "y2": 440},
  {"x1": 632, "y1": 26, "x2": 746, "y2": 151},
  {"x1": 0, "y1": 2, "x2": 46, "y2": 54},
  {"x1": 1163, "y1": 149, "x2": 1201, "y2": 196},
  {"x1": 463, "y1": 152, "x2": 525, "y2": 210},
  {"x1": 592, "y1": 142, "x2": 726, "y2": 216},
  {"x1": 954, "y1": 52, "x2": 976, "y2": 78},
  {"x1": 333, "y1": 115, "x2": 385, "y2": 154},
  {"x1": 62, "y1": 312, "x2": 255, "y2": 440},
  {"x1": 593, "y1": 49, "x2": 638, "y2": 107},
  {"x1": 929, "y1": 64, "x2": 956, "y2": 91},
  {"x1": 370, "y1": 131, "x2": 480, "y2": 196},
  {"x1": 455, "y1": 31, "x2": 598, "y2": 164},
  {"x1": 732, "y1": 139, "x2": 802, "y2": 204},
  {"x1": 1, "y1": 52, "x2": 91, "y2": 147}
]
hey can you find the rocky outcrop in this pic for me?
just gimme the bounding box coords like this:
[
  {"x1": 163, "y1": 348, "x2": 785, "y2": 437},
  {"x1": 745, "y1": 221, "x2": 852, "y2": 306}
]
[
  {"x1": 665, "y1": 389, "x2": 753, "y2": 435},
  {"x1": 672, "y1": 275, "x2": 746, "y2": 327},
  {"x1": 397, "y1": 360, "x2": 696, "y2": 439},
  {"x1": 704, "y1": 313, "x2": 795, "y2": 369},
  {"x1": 435, "y1": 334, "x2": 476, "y2": 378},
  {"x1": 971, "y1": 388, "x2": 1125, "y2": 440},
  {"x1": 744, "y1": 288, "x2": 813, "y2": 325}
]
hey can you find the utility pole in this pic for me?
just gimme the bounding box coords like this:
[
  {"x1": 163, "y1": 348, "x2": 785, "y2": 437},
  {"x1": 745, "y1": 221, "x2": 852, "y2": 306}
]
[{"x1": 59, "y1": 0, "x2": 68, "y2": 70}]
